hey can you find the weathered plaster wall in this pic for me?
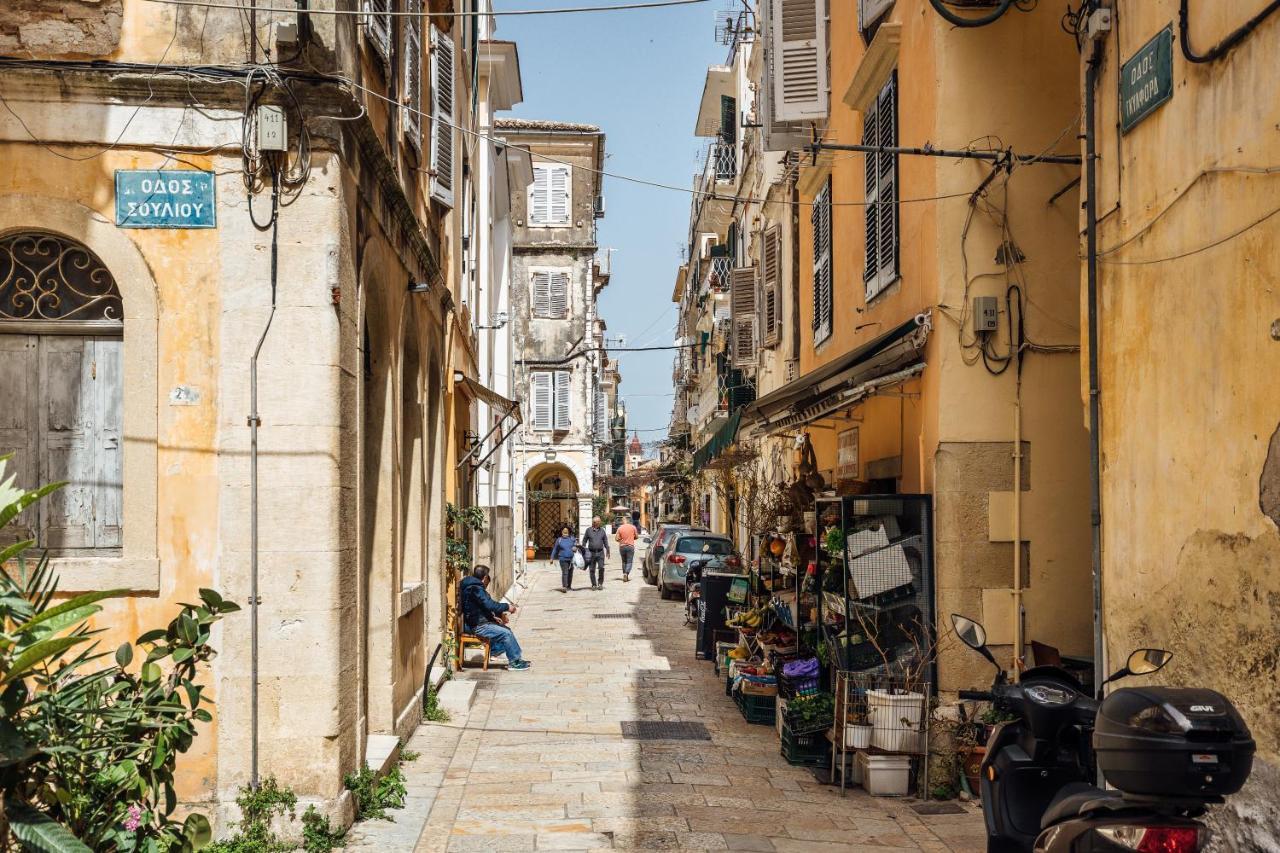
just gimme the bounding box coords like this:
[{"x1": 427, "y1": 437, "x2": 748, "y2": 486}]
[{"x1": 1091, "y1": 3, "x2": 1280, "y2": 843}]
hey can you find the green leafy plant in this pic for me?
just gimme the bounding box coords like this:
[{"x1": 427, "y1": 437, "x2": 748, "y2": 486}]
[
  {"x1": 205, "y1": 777, "x2": 296, "y2": 853},
  {"x1": 342, "y1": 764, "x2": 407, "y2": 822},
  {"x1": 444, "y1": 504, "x2": 487, "y2": 572},
  {"x1": 300, "y1": 805, "x2": 345, "y2": 852},
  {"x1": 422, "y1": 685, "x2": 451, "y2": 723},
  {"x1": 1, "y1": 456, "x2": 233, "y2": 851},
  {"x1": 399, "y1": 750, "x2": 420, "y2": 763},
  {"x1": 786, "y1": 692, "x2": 835, "y2": 732}
]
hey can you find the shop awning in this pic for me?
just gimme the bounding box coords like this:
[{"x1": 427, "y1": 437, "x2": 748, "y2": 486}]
[
  {"x1": 455, "y1": 376, "x2": 522, "y2": 470},
  {"x1": 744, "y1": 315, "x2": 930, "y2": 435},
  {"x1": 455, "y1": 375, "x2": 522, "y2": 422},
  {"x1": 691, "y1": 408, "x2": 743, "y2": 473}
]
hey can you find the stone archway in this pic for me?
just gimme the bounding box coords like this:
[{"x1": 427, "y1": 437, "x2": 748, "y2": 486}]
[{"x1": 524, "y1": 462, "x2": 582, "y2": 555}]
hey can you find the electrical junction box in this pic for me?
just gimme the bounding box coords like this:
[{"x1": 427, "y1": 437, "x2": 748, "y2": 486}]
[
  {"x1": 256, "y1": 105, "x2": 287, "y2": 152},
  {"x1": 973, "y1": 296, "x2": 999, "y2": 332}
]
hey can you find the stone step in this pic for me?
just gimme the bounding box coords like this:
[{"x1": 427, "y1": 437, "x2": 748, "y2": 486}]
[
  {"x1": 363, "y1": 734, "x2": 400, "y2": 777},
  {"x1": 436, "y1": 679, "x2": 477, "y2": 718}
]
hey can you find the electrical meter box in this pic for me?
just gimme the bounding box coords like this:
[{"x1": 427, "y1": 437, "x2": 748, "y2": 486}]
[
  {"x1": 973, "y1": 296, "x2": 999, "y2": 332},
  {"x1": 256, "y1": 105, "x2": 287, "y2": 152}
]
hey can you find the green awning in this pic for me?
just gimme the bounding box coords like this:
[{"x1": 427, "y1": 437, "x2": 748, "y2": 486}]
[{"x1": 691, "y1": 408, "x2": 743, "y2": 473}]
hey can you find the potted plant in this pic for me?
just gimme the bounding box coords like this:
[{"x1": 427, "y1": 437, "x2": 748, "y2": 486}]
[{"x1": 846, "y1": 710, "x2": 872, "y2": 750}]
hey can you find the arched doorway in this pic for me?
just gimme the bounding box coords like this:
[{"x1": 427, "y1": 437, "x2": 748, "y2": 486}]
[{"x1": 525, "y1": 462, "x2": 580, "y2": 555}]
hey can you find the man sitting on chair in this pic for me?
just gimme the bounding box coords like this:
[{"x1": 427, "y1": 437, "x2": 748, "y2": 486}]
[{"x1": 460, "y1": 564, "x2": 531, "y2": 671}]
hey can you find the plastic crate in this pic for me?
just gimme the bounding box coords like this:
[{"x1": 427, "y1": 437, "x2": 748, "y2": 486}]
[
  {"x1": 735, "y1": 691, "x2": 777, "y2": 725},
  {"x1": 781, "y1": 727, "x2": 830, "y2": 767}
]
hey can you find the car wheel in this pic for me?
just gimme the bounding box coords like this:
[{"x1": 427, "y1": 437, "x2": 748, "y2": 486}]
[{"x1": 659, "y1": 582, "x2": 671, "y2": 600}]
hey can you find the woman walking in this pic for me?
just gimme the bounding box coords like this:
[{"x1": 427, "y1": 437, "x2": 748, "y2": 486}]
[{"x1": 550, "y1": 525, "x2": 578, "y2": 592}]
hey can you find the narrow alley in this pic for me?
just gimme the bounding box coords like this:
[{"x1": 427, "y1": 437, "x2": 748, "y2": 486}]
[{"x1": 346, "y1": 550, "x2": 984, "y2": 853}]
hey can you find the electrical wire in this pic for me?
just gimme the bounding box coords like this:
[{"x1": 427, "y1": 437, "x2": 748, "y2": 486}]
[
  {"x1": 144, "y1": 0, "x2": 712, "y2": 16},
  {"x1": 1098, "y1": 201, "x2": 1280, "y2": 266}
]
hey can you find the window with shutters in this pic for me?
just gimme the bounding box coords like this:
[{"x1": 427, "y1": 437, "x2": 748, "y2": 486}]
[
  {"x1": 863, "y1": 73, "x2": 899, "y2": 301},
  {"x1": 402, "y1": 0, "x2": 423, "y2": 151},
  {"x1": 811, "y1": 178, "x2": 833, "y2": 344},
  {"x1": 529, "y1": 370, "x2": 572, "y2": 431},
  {"x1": 530, "y1": 269, "x2": 570, "y2": 319},
  {"x1": 428, "y1": 24, "x2": 455, "y2": 207},
  {"x1": 730, "y1": 265, "x2": 757, "y2": 368},
  {"x1": 0, "y1": 232, "x2": 123, "y2": 555},
  {"x1": 529, "y1": 164, "x2": 571, "y2": 227},
  {"x1": 363, "y1": 0, "x2": 393, "y2": 67},
  {"x1": 858, "y1": 0, "x2": 894, "y2": 36},
  {"x1": 760, "y1": 226, "x2": 781, "y2": 347},
  {"x1": 769, "y1": 0, "x2": 829, "y2": 123}
]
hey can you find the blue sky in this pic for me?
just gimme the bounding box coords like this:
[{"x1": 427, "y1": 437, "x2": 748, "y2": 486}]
[{"x1": 499, "y1": 0, "x2": 725, "y2": 453}]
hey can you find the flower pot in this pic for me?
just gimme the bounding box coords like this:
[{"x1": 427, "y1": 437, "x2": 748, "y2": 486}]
[
  {"x1": 845, "y1": 723, "x2": 872, "y2": 750},
  {"x1": 866, "y1": 689, "x2": 924, "y2": 753},
  {"x1": 962, "y1": 746, "x2": 986, "y2": 795},
  {"x1": 525, "y1": 546, "x2": 536, "y2": 560}
]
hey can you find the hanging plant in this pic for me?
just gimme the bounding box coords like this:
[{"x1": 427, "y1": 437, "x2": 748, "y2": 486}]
[{"x1": 445, "y1": 503, "x2": 487, "y2": 572}]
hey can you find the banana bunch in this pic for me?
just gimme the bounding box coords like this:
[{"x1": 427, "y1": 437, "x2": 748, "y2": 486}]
[
  {"x1": 727, "y1": 607, "x2": 767, "y2": 629},
  {"x1": 727, "y1": 643, "x2": 751, "y2": 660}
]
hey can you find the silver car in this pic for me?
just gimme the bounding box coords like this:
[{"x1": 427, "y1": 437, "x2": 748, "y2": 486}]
[{"x1": 657, "y1": 532, "x2": 742, "y2": 600}]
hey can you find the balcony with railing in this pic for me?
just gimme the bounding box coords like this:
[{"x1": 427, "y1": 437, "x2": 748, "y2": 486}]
[
  {"x1": 701, "y1": 255, "x2": 732, "y2": 294},
  {"x1": 692, "y1": 141, "x2": 737, "y2": 234}
]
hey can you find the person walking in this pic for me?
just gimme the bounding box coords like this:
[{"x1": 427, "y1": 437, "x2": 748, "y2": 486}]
[
  {"x1": 616, "y1": 516, "x2": 638, "y2": 582},
  {"x1": 550, "y1": 525, "x2": 578, "y2": 592},
  {"x1": 581, "y1": 515, "x2": 611, "y2": 590}
]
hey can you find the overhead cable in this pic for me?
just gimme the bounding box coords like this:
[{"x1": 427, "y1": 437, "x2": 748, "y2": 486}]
[
  {"x1": 1180, "y1": 0, "x2": 1280, "y2": 64},
  {"x1": 144, "y1": 0, "x2": 712, "y2": 16}
]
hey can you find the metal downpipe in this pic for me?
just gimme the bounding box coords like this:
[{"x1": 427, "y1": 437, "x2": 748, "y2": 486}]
[{"x1": 1084, "y1": 47, "x2": 1104, "y2": 697}]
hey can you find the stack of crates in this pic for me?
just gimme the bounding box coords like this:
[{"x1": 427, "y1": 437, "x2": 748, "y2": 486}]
[
  {"x1": 734, "y1": 690, "x2": 776, "y2": 725},
  {"x1": 780, "y1": 723, "x2": 830, "y2": 767}
]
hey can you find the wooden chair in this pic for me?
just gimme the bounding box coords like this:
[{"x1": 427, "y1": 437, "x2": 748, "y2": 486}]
[{"x1": 455, "y1": 601, "x2": 490, "y2": 671}]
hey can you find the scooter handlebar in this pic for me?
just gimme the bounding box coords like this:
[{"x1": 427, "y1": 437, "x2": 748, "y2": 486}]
[{"x1": 958, "y1": 689, "x2": 994, "y2": 701}]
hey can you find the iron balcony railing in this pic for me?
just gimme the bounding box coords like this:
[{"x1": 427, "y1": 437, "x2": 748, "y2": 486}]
[
  {"x1": 702, "y1": 255, "x2": 732, "y2": 293},
  {"x1": 709, "y1": 141, "x2": 736, "y2": 182}
]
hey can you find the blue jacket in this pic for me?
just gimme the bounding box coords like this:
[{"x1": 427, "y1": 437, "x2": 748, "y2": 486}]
[
  {"x1": 550, "y1": 536, "x2": 578, "y2": 562},
  {"x1": 460, "y1": 575, "x2": 509, "y2": 632}
]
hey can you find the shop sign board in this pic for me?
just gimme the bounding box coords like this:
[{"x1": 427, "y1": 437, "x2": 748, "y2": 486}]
[
  {"x1": 1120, "y1": 26, "x2": 1173, "y2": 134},
  {"x1": 115, "y1": 170, "x2": 216, "y2": 228}
]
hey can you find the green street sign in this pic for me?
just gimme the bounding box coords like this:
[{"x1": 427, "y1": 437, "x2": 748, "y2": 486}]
[{"x1": 1120, "y1": 26, "x2": 1173, "y2": 134}]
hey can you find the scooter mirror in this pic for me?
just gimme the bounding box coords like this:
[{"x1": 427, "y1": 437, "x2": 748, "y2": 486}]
[
  {"x1": 1127, "y1": 648, "x2": 1172, "y2": 675},
  {"x1": 951, "y1": 614, "x2": 988, "y2": 650}
]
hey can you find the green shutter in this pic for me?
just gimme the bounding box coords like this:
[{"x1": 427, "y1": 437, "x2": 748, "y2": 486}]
[{"x1": 720, "y1": 95, "x2": 737, "y2": 143}]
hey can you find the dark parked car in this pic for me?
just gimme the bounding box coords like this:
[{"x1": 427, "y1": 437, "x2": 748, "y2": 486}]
[
  {"x1": 641, "y1": 523, "x2": 705, "y2": 585},
  {"x1": 657, "y1": 532, "x2": 742, "y2": 600}
]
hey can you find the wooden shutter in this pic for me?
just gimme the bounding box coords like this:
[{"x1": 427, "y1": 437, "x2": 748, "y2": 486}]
[
  {"x1": 549, "y1": 166, "x2": 570, "y2": 225},
  {"x1": 364, "y1": 0, "x2": 392, "y2": 65},
  {"x1": 0, "y1": 335, "x2": 39, "y2": 545},
  {"x1": 759, "y1": 0, "x2": 811, "y2": 152},
  {"x1": 594, "y1": 387, "x2": 608, "y2": 442},
  {"x1": 429, "y1": 24, "x2": 455, "y2": 207},
  {"x1": 402, "y1": 0, "x2": 423, "y2": 151},
  {"x1": 865, "y1": 74, "x2": 898, "y2": 300},
  {"x1": 549, "y1": 271, "x2": 569, "y2": 318},
  {"x1": 529, "y1": 167, "x2": 550, "y2": 224},
  {"x1": 531, "y1": 371, "x2": 553, "y2": 430},
  {"x1": 39, "y1": 337, "x2": 96, "y2": 550},
  {"x1": 770, "y1": 0, "x2": 829, "y2": 122},
  {"x1": 730, "y1": 266, "x2": 758, "y2": 368},
  {"x1": 761, "y1": 226, "x2": 781, "y2": 347},
  {"x1": 720, "y1": 95, "x2": 737, "y2": 144},
  {"x1": 553, "y1": 370, "x2": 572, "y2": 431},
  {"x1": 811, "y1": 179, "x2": 832, "y2": 343},
  {"x1": 93, "y1": 339, "x2": 123, "y2": 548},
  {"x1": 532, "y1": 271, "x2": 551, "y2": 317}
]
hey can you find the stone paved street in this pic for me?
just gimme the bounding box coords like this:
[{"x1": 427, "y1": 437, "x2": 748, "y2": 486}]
[{"x1": 349, "y1": 550, "x2": 985, "y2": 852}]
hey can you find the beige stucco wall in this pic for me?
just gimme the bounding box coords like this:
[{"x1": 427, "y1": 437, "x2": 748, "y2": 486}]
[{"x1": 1089, "y1": 2, "x2": 1280, "y2": 844}]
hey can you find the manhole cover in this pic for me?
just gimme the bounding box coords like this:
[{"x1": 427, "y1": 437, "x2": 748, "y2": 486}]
[
  {"x1": 621, "y1": 721, "x2": 711, "y2": 741},
  {"x1": 910, "y1": 803, "x2": 966, "y2": 815},
  {"x1": 593, "y1": 613, "x2": 630, "y2": 619}
]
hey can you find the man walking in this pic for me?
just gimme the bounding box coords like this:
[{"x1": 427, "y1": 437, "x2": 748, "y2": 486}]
[
  {"x1": 581, "y1": 516, "x2": 611, "y2": 590},
  {"x1": 460, "y1": 564, "x2": 530, "y2": 670},
  {"x1": 616, "y1": 515, "x2": 638, "y2": 582}
]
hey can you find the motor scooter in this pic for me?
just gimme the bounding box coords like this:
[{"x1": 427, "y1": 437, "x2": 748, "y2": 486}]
[
  {"x1": 683, "y1": 558, "x2": 707, "y2": 627},
  {"x1": 951, "y1": 613, "x2": 1255, "y2": 853}
]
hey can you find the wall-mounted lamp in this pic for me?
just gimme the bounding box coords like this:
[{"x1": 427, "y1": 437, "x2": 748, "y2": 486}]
[
  {"x1": 452, "y1": 370, "x2": 465, "y2": 385},
  {"x1": 478, "y1": 311, "x2": 509, "y2": 330},
  {"x1": 464, "y1": 431, "x2": 481, "y2": 449},
  {"x1": 407, "y1": 280, "x2": 432, "y2": 294}
]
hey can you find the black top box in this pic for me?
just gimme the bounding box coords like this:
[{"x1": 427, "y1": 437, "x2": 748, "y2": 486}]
[{"x1": 1094, "y1": 686, "x2": 1255, "y2": 801}]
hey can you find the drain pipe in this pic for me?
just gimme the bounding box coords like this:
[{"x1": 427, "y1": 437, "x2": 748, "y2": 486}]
[
  {"x1": 248, "y1": 166, "x2": 280, "y2": 790},
  {"x1": 1084, "y1": 44, "x2": 1104, "y2": 697}
]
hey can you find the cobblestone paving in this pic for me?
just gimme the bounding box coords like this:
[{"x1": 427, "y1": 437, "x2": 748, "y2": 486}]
[{"x1": 352, "y1": 550, "x2": 985, "y2": 852}]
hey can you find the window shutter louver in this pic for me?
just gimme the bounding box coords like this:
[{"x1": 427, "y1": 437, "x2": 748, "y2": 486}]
[
  {"x1": 549, "y1": 271, "x2": 569, "y2": 318},
  {"x1": 770, "y1": 0, "x2": 829, "y2": 122},
  {"x1": 532, "y1": 271, "x2": 552, "y2": 317},
  {"x1": 549, "y1": 166, "x2": 570, "y2": 225},
  {"x1": 730, "y1": 265, "x2": 758, "y2": 368},
  {"x1": 428, "y1": 24, "x2": 455, "y2": 207},
  {"x1": 594, "y1": 388, "x2": 608, "y2": 442},
  {"x1": 811, "y1": 179, "x2": 832, "y2": 343},
  {"x1": 529, "y1": 167, "x2": 550, "y2": 224},
  {"x1": 720, "y1": 95, "x2": 737, "y2": 144},
  {"x1": 553, "y1": 370, "x2": 572, "y2": 430},
  {"x1": 529, "y1": 165, "x2": 570, "y2": 226},
  {"x1": 532, "y1": 371, "x2": 553, "y2": 430},
  {"x1": 364, "y1": 0, "x2": 392, "y2": 65},
  {"x1": 403, "y1": 0, "x2": 423, "y2": 150},
  {"x1": 865, "y1": 74, "x2": 898, "y2": 300},
  {"x1": 762, "y1": 226, "x2": 781, "y2": 346},
  {"x1": 759, "y1": 0, "x2": 811, "y2": 152}
]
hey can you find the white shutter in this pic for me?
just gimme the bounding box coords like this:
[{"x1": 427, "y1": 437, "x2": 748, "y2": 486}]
[
  {"x1": 549, "y1": 166, "x2": 570, "y2": 225},
  {"x1": 364, "y1": 0, "x2": 392, "y2": 65},
  {"x1": 553, "y1": 370, "x2": 572, "y2": 431},
  {"x1": 402, "y1": 0, "x2": 423, "y2": 150},
  {"x1": 760, "y1": 0, "x2": 812, "y2": 151},
  {"x1": 594, "y1": 388, "x2": 608, "y2": 442},
  {"x1": 858, "y1": 0, "x2": 893, "y2": 32},
  {"x1": 549, "y1": 271, "x2": 569, "y2": 318},
  {"x1": 532, "y1": 271, "x2": 551, "y2": 317},
  {"x1": 40, "y1": 337, "x2": 97, "y2": 550},
  {"x1": 93, "y1": 338, "x2": 123, "y2": 548},
  {"x1": 531, "y1": 371, "x2": 553, "y2": 430},
  {"x1": 770, "y1": 0, "x2": 829, "y2": 123},
  {"x1": 761, "y1": 226, "x2": 781, "y2": 346},
  {"x1": 428, "y1": 24, "x2": 455, "y2": 207},
  {"x1": 865, "y1": 74, "x2": 898, "y2": 300},
  {"x1": 529, "y1": 167, "x2": 550, "y2": 224},
  {"x1": 811, "y1": 179, "x2": 832, "y2": 343},
  {"x1": 730, "y1": 266, "x2": 758, "y2": 368}
]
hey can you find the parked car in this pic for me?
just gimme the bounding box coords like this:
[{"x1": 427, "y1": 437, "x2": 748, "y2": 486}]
[
  {"x1": 657, "y1": 532, "x2": 742, "y2": 600},
  {"x1": 641, "y1": 523, "x2": 705, "y2": 585}
]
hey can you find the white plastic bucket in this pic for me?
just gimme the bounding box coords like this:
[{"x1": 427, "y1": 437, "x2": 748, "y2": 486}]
[{"x1": 866, "y1": 689, "x2": 924, "y2": 753}]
